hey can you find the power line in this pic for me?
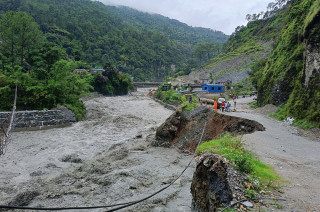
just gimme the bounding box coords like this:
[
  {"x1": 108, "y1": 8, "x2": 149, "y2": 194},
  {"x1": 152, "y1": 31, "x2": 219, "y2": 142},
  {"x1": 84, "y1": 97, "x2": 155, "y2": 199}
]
[{"x1": 0, "y1": 84, "x2": 17, "y2": 156}]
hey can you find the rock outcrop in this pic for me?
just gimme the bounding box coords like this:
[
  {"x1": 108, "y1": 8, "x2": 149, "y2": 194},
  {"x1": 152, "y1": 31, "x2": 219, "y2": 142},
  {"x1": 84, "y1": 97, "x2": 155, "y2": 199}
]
[
  {"x1": 304, "y1": 10, "x2": 320, "y2": 88},
  {"x1": 153, "y1": 106, "x2": 265, "y2": 152},
  {"x1": 191, "y1": 153, "x2": 247, "y2": 212}
]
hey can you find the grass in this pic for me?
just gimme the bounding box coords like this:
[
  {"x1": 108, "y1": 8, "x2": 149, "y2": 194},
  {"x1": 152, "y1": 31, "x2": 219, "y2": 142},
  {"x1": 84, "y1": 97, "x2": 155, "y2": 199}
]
[
  {"x1": 292, "y1": 119, "x2": 319, "y2": 130},
  {"x1": 155, "y1": 87, "x2": 198, "y2": 111},
  {"x1": 181, "y1": 95, "x2": 199, "y2": 111},
  {"x1": 197, "y1": 133, "x2": 281, "y2": 187},
  {"x1": 249, "y1": 102, "x2": 258, "y2": 109},
  {"x1": 269, "y1": 106, "x2": 319, "y2": 129}
]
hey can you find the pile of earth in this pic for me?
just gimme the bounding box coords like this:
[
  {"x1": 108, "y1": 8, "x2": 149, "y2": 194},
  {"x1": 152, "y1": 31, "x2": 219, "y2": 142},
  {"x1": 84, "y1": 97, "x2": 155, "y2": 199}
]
[
  {"x1": 153, "y1": 106, "x2": 265, "y2": 153},
  {"x1": 252, "y1": 104, "x2": 278, "y2": 116}
]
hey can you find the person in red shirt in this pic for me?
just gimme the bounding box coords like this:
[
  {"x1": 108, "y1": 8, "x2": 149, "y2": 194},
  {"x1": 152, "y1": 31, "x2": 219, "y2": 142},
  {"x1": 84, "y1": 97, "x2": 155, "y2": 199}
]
[{"x1": 221, "y1": 101, "x2": 225, "y2": 112}]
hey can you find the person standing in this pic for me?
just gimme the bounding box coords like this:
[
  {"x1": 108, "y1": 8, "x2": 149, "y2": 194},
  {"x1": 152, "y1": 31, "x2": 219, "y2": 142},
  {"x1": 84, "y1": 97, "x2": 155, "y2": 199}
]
[
  {"x1": 234, "y1": 100, "x2": 237, "y2": 110},
  {"x1": 221, "y1": 101, "x2": 225, "y2": 112},
  {"x1": 214, "y1": 100, "x2": 217, "y2": 111}
]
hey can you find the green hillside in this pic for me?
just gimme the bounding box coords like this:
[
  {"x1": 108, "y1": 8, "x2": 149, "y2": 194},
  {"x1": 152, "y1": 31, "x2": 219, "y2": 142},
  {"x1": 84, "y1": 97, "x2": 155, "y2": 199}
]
[
  {"x1": 255, "y1": 0, "x2": 320, "y2": 123},
  {"x1": 0, "y1": 0, "x2": 228, "y2": 81},
  {"x1": 197, "y1": 0, "x2": 320, "y2": 124},
  {"x1": 106, "y1": 5, "x2": 228, "y2": 44}
]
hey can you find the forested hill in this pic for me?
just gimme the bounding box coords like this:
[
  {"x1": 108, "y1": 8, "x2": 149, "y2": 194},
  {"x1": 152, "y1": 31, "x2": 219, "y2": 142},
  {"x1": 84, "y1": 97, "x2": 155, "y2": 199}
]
[
  {"x1": 0, "y1": 0, "x2": 228, "y2": 81},
  {"x1": 106, "y1": 5, "x2": 228, "y2": 44},
  {"x1": 196, "y1": 0, "x2": 320, "y2": 124}
]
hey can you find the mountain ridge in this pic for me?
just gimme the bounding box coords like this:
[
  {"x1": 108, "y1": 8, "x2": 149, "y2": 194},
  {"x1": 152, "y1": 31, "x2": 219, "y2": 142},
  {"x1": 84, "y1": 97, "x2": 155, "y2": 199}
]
[{"x1": 0, "y1": 0, "x2": 228, "y2": 81}]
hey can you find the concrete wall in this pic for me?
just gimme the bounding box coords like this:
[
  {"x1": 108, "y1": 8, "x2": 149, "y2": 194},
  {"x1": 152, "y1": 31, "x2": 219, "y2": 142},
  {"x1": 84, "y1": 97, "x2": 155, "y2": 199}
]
[{"x1": 0, "y1": 107, "x2": 76, "y2": 129}]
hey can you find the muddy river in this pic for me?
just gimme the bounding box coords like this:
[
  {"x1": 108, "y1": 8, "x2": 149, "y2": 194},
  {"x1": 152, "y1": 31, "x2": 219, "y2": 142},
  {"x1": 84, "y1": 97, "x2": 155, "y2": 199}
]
[{"x1": 0, "y1": 88, "x2": 196, "y2": 211}]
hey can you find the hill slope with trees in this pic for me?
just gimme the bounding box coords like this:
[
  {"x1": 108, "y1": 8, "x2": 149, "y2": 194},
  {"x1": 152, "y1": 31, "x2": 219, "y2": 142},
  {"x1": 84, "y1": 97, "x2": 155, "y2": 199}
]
[
  {"x1": 179, "y1": 0, "x2": 320, "y2": 125},
  {"x1": 0, "y1": 0, "x2": 228, "y2": 82}
]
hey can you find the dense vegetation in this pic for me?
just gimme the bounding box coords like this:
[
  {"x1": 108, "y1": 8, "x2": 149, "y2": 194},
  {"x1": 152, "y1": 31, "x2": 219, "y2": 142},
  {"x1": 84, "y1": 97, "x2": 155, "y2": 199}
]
[
  {"x1": 0, "y1": 11, "x2": 133, "y2": 119},
  {"x1": 0, "y1": 0, "x2": 228, "y2": 117},
  {"x1": 108, "y1": 5, "x2": 227, "y2": 45},
  {"x1": 0, "y1": 0, "x2": 228, "y2": 82},
  {"x1": 155, "y1": 85, "x2": 198, "y2": 111},
  {"x1": 202, "y1": 0, "x2": 320, "y2": 125},
  {"x1": 250, "y1": 0, "x2": 320, "y2": 123}
]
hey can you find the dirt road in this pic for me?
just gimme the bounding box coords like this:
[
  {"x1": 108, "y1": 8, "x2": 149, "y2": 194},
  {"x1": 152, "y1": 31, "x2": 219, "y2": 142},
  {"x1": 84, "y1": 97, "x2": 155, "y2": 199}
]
[{"x1": 231, "y1": 96, "x2": 320, "y2": 211}]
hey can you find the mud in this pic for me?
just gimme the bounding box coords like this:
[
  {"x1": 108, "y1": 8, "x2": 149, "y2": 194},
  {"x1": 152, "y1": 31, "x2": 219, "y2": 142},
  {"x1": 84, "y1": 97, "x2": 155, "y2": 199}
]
[{"x1": 154, "y1": 106, "x2": 265, "y2": 152}]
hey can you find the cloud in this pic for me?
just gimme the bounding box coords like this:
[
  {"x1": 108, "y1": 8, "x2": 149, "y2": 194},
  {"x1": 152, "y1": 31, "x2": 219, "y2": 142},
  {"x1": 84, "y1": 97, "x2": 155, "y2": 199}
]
[{"x1": 98, "y1": 0, "x2": 272, "y2": 35}]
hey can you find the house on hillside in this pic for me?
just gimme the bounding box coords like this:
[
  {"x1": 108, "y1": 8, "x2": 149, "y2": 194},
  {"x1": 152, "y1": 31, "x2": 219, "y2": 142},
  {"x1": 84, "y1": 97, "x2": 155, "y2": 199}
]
[
  {"x1": 202, "y1": 84, "x2": 225, "y2": 93},
  {"x1": 90, "y1": 69, "x2": 105, "y2": 75},
  {"x1": 200, "y1": 78, "x2": 210, "y2": 84},
  {"x1": 73, "y1": 69, "x2": 89, "y2": 74},
  {"x1": 217, "y1": 80, "x2": 232, "y2": 86}
]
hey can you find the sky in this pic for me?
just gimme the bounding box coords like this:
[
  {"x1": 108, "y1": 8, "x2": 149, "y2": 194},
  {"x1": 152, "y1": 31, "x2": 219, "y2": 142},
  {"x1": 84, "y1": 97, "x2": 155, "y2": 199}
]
[{"x1": 98, "y1": 0, "x2": 273, "y2": 35}]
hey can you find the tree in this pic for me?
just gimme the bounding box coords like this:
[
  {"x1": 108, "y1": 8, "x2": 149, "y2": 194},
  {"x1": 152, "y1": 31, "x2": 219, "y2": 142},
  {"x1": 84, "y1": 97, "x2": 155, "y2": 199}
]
[{"x1": 0, "y1": 11, "x2": 43, "y2": 70}]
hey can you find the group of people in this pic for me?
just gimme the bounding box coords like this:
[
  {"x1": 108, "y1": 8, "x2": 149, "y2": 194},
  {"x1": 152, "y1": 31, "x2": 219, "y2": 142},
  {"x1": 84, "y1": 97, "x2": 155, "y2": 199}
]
[
  {"x1": 221, "y1": 98, "x2": 237, "y2": 112},
  {"x1": 221, "y1": 101, "x2": 232, "y2": 112},
  {"x1": 199, "y1": 97, "x2": 237, "y2": 112}
]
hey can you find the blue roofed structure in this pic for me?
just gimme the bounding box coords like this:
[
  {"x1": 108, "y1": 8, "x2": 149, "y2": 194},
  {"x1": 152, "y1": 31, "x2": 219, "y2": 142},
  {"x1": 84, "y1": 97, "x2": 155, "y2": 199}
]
[{"x1": 201, "y1": 84, "x2": 225, "y2": 93}]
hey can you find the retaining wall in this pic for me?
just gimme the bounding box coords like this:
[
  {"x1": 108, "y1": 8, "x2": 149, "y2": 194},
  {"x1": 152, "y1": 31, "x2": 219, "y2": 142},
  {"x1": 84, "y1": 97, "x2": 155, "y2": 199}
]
[{"x1": 0, "y1": 107, "x2": 76, "y2": 129}]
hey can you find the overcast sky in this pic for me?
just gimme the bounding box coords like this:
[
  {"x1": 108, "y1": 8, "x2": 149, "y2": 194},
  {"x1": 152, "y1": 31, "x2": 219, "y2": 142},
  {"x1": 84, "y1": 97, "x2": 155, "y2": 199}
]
[{"x1": 98, "y1": 0, "x2": 272, "y2": 35}]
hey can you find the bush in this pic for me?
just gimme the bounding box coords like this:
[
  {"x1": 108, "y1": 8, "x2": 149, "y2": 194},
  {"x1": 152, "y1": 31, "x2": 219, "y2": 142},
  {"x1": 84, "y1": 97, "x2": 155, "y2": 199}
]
[{"x1": 197, "y1": 134, "x2": 281, "y2": 183}]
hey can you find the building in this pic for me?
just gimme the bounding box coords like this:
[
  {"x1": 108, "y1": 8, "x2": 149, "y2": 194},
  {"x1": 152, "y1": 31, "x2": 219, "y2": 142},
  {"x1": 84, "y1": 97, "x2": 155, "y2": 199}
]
[
  {"x1": 73, "y1": 69, "x2": 89, "y2": 74},
  {"x1": 202, "y1": 84, "x2": 225, "y2": 93},
  {"x1": 200, "y1": 78, "x2": 210, "y2": 84},
  {"x1": 90, "y1": 69, "x2": 106, "y2": 75},
  {"x1": 217, "y1": 80, "x2": 232, "y2": 86}
]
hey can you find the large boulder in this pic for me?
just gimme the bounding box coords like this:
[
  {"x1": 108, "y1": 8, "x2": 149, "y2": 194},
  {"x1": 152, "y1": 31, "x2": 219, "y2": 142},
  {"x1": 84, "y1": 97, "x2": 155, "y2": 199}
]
[{"x1": 191, "y1": 153, "x2": 247, "y2": 212}]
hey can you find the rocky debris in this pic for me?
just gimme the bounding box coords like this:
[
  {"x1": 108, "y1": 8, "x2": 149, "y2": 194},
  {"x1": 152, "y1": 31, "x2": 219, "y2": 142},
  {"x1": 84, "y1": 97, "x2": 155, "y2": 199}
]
[
  {"x1": 242, "y1": 201, "x2": 254, "y2": 208},
  {"x1": 253, "y1": 104, "x2": 278, "y2": 116},
  {"x1": 54, "y1": 105, "x2": 77, "y2": 122},
  {"x1": 8, "y1": 190, "x2": 40, "y2": 206},
  {"x1": 191, "y1": 153, "x2": 247, "y2": 212},
  {"x1": 175, "y1": 40, "x2": 272, "y2": 85},
  {"x1": 30, "y1": 170, "x2": 45, "y2": 177},
  {"x1": 60, "y1": 153, "x2": 83, "y2": 163},
  {"x1": 154, "y1": 106, "x2": 265, "y2": 152},
  {"x1": 298, "y1": 127, "x2": 320, "y2": 142}
]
